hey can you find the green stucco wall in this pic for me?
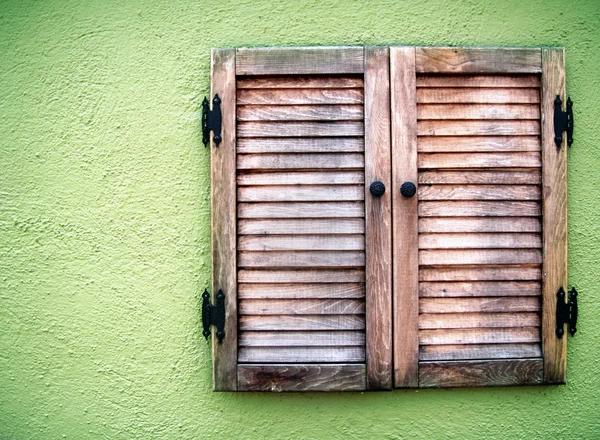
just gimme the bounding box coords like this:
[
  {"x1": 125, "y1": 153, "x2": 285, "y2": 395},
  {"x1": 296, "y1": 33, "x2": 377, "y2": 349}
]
[{"x1": 1, "y1": 0, "x2": 599, "y2": 438}]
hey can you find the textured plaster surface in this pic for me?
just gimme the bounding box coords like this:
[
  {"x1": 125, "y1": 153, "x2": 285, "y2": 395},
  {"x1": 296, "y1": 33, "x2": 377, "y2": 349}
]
[{"x1": 1, "y1": 0, "x2": 599, "y2": 438}]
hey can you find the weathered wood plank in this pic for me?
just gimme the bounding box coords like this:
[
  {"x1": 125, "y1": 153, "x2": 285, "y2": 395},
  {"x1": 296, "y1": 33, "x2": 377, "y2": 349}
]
[
  {"x1": 419, "y1": 266, "x2": 542, "y2": 282},
  {"x1": 419, "y1": 312, "x2": 541, "y2": 330},
  {"x1": 238, "y1": 219, "x2": 364, "y2": 235},
  {"x1": 417, "y1": 75, "x2": 541, "y2": 88},
  {"x1": 418, "y1": 152, "x2": 541, "y2": 169},
  {"x1": 239, "y1": 314, "x2": 366, "y2": 331},
  {"x1": 238, "y1": 104, "x2": 364, "y2": 121},
  {"x1": 419, "y1": 249, "x2": 542, "y2": 266},
  {"x1": 239, "y1": 234, "x2": 365, "y2": 251},
  {"x1": 238, "y1": 153, "x2": 364, "y2": 170},
  {"x1": 415, "y1": 47, "x2": 542, "y2": 74},
  {"x1": 210, "y1": 48, "x2": 237, "y2": 391},
  {"x1": 238, "y1": 251, "x2": 365, "y2": 268},
  {"x1": 238, "y1": 269, "x2": 366, "y2": 284},
  {"x1": 239, "y1": 298, "x2": 365, "y2": 315},
  {"x1": 417, "y1": 87, "x2": 540, "y2": 104},
  {"x1": 239, "y1": 331, "x2": 365, "y2": 346},
  {"x1": 238, "y1": 121, "x2": 364, "y2": 137},
  {"x1": 541, "y1": 48, "x2": 568, "y2": 384},
  {"x1": 237, "y1": 88, "x2": 364, "y2": 105},
  {"x1": 419, "y1": 233, "x2": 542, "y2": 249},
  {"x1": 418, "y1": 104, "x2": 540, "y2": 120},
  {"x1": 419, "y1": 201, "x2": 541, "y2": 217},
  {"x1": 239, "y1": 346, "x2": 365, "y2": 363},
  {"x1": 418, "y1": 136, "x2": 540, "y2": 152},
  {"x1": 418, "y1": 359, "x2": 544, "y2": 387},
  {"x1": 419, "y1": 343, "x2": 543, "y2": 361},
  {"x1": 236, "y1": 47, "x2": 365, "y2": 75},
  {"x1": 238, "y1": 185, "x2": 364, "y2": 202},
  {"x1": 418, "y1": 185, "x2": 541, "y2": 201},
  {"x1": 419, "y1": 281, "x2": 541, "y2": 297},
  {"x1": 237, "y1": 364, "x2": 366, "y2": 392},
  {"x1": 417, "y1": 120, "x2": 540, "y2": 136},
  {"x1": 237, "y1": 76, "x2": 364, "y2": 89},
  {"x1": 420, "y1": 328, "x2": 540, "y2": 345},
  {"x1": 391, "y1": 46, "x2": 419, "y2": 388},
  {"x1": 419, "y1": 297, "x2": 540, "y2": 314},
  {"x1": 238, "y1": 171, "x2": 365, "y2": 186},
  {"x1": 238, "y1": 282, "x2": 366, "y2": 299},
  {"x1": 419, "y1": 217, "x2": 541, "y2": 233},
  {"x1": 237, "y1": 137, "x2": 364, "y2": 153},
  {"x1": 364, "y1": 47, "x2": 393, "y2": 390},
  {"x1": 418, "y1": 170, "x2": 541, "y2": 185},
  {"x1": 238, "y1": 202, "x2": 365, "y2": 219}
]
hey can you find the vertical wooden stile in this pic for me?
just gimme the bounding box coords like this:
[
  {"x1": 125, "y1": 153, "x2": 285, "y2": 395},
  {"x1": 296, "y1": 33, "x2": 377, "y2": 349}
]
[
  {"x1": 541, "y1": 48, "x2": 568, "y2": 383},
  {"x1": 391, "y1": 47, "x2": 419, "y2": 388},
  {"x1": 364, "y1": 47, "x2": 393, "y2": 390},
  {"x1": 211, "y1": 48, "x2": 238, "y2": 391}
]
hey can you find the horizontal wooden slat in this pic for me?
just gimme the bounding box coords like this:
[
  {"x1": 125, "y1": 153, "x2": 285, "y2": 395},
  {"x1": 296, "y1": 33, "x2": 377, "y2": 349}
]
[
  {"x1": 238, "y1": 269, "x2": 365, "y2": 284},
  {"x1": 238, "y1": 104, "x2": 364, "y2": 121},
  {"x1": 240, "y1": 314, "x2": 366, "y2": 331},
  {"x1": 419, "y1": 201, "x2": 541, "y2": 217},
  {"x1": 237, "y1": 76, "x2": 364, "y2": 89},
  {"x1": 239, "y1": 202, "x2": 365, "y2": 219},
  {"x1": 419, "y1": 249, "x2": 542, "y2": 266},
  {"x1": 419, "y1": 217, "x2": 541, "y2": 233},
  {"x1": 238, "y1": 185, "x2": 364, "y2": 202},
  {"x1": 239, "y1": 298, "x2": 364, "y2": 315},
  {"x1": 239, "y1": 346, "x2": 365, "y2": 363},
  {"x1": 238, "y1": 171, "x2": 365, "y2": 186},
  {"x1": 419, "y1": 281, "x2": 541, "y2": 297},
  {"x1": 419, "y1": 313, "x2": 540, "y2": 330},
  {"x1": 418, "y1": 170, "x2": 541, "y2": 185},
  {"x1": 418, "y1": 153, "x2": 541, "y2": 169},
  {"x1": 236, "y1": 47, "x2": 365, "y2": 75},
  {"x1": 238, "y1": 121, "x2": 364, "y2": 138},
  {"x1": 239, "y1": 282, "x2": 365, "y2": 299},
  {"x1": 238, "y1": 153, "x2": 364, "y2": 170},
  {"x1": 418, "y1": 135, "x2": 540, "y2": 152},
  {"x1": 418, "y1": 359, "x2": 544, "y2": 388},
  {"x1": 239, "y1": 234, "x2": 365, "y2": 251},
  {"x1": 419, "y1": 297, "x2": 540, "y2": 314},
  {"x1": 419, "y1": 266, "x2": 542, "y2": 281},
  {"x1": 419, "y1": 343, "x2": 542, "y2": 361},
  {"x1": 238, "y1": 219, "x2": 364, "y2": 235},
  {"x1": 239, "y1": 330, "x2": 365, "y2": 346},
  {"x1": 237, "y1": 137, "x2": 364, "y2": 153},
  {"x1": 417, "y1": 120, "x2": 540, "y2": 136},
  {"x1": 418, "y1": 104, "x2": 540, "y2": 120},
  {"x1": 237, "y1": 364, "x2": 366, "y2": 392},
  {"x1": 418, "y1": 185, "x2": 541, "y2": 201},
  {"x1": 237, "y1": 89, "x2": 364, "y2": 105},
  {"x1": 420, "y1": 327, "x2": 540, "y2": 344},
  {"x1": 417, "y1": 88, "x2": 540, "y2": 104},
  {"x1": 417, "y1": 75, "x2": 541, "y2": 88},
  {"x1": 238, "y1": 251, "x2": 365, "y2": 268},
  {"x1": 419, "y1": 233, "x2": 541, "y2": 249},
  {"x1": 415, "y1": 48, "x2": 542, "y2": 74}
]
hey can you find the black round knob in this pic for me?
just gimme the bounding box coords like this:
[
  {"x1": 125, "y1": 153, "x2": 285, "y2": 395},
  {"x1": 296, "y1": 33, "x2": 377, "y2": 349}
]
[
  {"x1": 400, "y1": 182, "x2": 417, "y2": 198},
  {"x1": 369, "y1": 181, "x2": 386, "y2": 197}
]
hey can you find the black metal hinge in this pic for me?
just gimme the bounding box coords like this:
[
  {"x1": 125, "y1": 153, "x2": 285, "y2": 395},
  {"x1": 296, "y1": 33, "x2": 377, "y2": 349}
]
[
  {"x1": 202, "y1": 94, "x2": 222, "y2": 147},
  {"x1": 202, "y1": 289, "x2": 226, "y2": 342},
  {"x1": 554, "y1": 96, "x2": 574, "y2": 149},
  {"x1": 556, "y1": 287, "x2": 578, "y2": 338}
]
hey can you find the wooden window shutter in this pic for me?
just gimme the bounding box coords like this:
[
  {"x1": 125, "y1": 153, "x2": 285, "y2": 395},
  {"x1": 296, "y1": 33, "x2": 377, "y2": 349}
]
[
  {"x1": 392, "y1": 47, "x2": 569, "y2": 388},
  {"x1": 210, "y1": 47, "x2": 393, "y2": 391}
]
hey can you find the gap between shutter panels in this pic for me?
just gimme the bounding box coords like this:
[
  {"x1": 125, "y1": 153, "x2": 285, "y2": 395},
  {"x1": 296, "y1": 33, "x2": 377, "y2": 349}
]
[
  {"x1": 415, "y1": 73, "x2": 544, "y2": 381},
  {"x1": 236, "y1": 74, "x2": 367, "y2": 365}
]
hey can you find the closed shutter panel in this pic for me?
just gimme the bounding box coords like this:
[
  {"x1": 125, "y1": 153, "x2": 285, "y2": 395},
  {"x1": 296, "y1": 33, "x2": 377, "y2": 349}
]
[
  {"x1": 392, "y1": 47, "x2": 568, "y2": 387},
  {"x1": 211, "y1": 47, "x2": 392, "y2": 391}
]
